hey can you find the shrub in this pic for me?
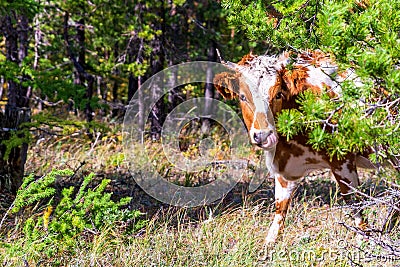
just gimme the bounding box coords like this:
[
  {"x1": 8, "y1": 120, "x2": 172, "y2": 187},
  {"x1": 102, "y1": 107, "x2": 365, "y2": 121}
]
[{"x1": 2, "y1": 168, "x2": 144, "y2": 258}]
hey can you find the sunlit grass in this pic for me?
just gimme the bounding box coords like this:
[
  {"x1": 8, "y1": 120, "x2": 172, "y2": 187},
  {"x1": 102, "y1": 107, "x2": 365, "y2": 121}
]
[
  {"x1": 3, "y1": 196, "x2": 399, "y2": 266},
  {"x1": 1, "y1": 123, "x2": 398, "y2": 266}
]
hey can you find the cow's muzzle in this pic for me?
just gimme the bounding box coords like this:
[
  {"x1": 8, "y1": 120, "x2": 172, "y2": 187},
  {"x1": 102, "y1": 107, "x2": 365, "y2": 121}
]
[{"x1": 253, "y1": 130, "x2": 278, "y2": 149}]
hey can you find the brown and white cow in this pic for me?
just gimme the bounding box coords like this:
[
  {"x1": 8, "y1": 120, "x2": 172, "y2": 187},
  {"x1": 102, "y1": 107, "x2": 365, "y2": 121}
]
[{"x1": 214, "y1": 50, "x2": 374, "y2": 244}]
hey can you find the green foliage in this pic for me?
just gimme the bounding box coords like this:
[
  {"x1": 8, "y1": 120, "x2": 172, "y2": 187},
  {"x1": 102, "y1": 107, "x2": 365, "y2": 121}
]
[
  {"x1": 222, "y1": 0, "x2": 400, "y2": 161},
  {"x1": 1, "y1": 113, "x2": 112, "y2": 162},
  {"x1": 276, "y1": 109, "x2": 303, "y2": 140},
  {"x1": 222, "y1": 0, "x2": 322, "y2": 48},
  {"x1": 0, "y1": 0, "x2": 41, "y2": 18},
  {"x1": 276, "y1": 89, "x2": 386, "y2": 158},
  {"x1": 107, "y1": 152, "x2": 125, "y2": 167},
  {"x1": 0, "y1": 129, "x2": 30, "y2": 161},
  {"x1": 11, "y1": 169, "x2": 71, "y2": 213},
  {"x1": 307, "y1": 125, "x2": 331, "y2": 151},
  {"x1": 127, "y1": 61, "x2": 148, "y2": 77},
  {"x1": 48, "y1": 173, "x2": 140, "y2": 241},
  {"x1": 1, "y1": 0, "x2": 250, "y2": 127},
  {"x1": 7, "y1": 169, "x2": 144, "y2": 257}
]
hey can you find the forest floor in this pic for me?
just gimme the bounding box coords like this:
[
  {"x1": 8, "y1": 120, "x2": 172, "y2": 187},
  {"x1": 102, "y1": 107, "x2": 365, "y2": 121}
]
[{"x1": 1, "y1": 121, "x2": 400, "y2": 267}]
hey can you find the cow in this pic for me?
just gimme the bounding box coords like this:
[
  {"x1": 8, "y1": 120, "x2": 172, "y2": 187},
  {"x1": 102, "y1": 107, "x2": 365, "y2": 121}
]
[{"x1": 213, "y1": 50, "x2": 376, "y2": 244}]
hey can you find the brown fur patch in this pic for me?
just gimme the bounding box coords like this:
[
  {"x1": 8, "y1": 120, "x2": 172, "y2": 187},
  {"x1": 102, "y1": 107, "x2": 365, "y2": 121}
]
[
  {"x1": 240, "y1": 102, "x2": 254, "y2": 131},
  {"x1": 277, "y1": 175, "x2": 288, "y2": 188},
  {"x1": 268, "y1": 74, "x2": 284, "y2": 102},
  {"x1": 275, "y1": 137, "x2": 305, "y2": 176},
  {"x1": 281, "y1": 66, "x2": 323, "y2": 96},
  {"x1": 237, "y1": 53, "x2": 257, "y2": 66},
  {"x1": 305, "y1": 157, "x2": 321, "y2": 165},
  {"x1": 237, "y1": 80, "x2": 256, "y2": 130},
  {"x1": 266, "y1": 65, "x2": 327, "y2": 116},
  {"x1": 213, "y1": 72, "x2": 239, "y2": 100},
  {"x1": 254, "y1": 112, "x2": 268, "y2": 129},
  {"x1": 330, "y1": 155, "x2": 359, "y2": 198},
  {"x1": 347, "y1": 160, "x2": 357, "y2": 174},
  {"x1": 276, "y1": 198, "x2": 290, "y2": 216},
  {"x1": 299, "y1": 50, "x2": 334, "y2": 67},
  {"x1": 335, "y1": 177, "x2": 352, "y2": 196},
  {"x1": 268, "y1": 52, "x2": 338, "y2": 116}
]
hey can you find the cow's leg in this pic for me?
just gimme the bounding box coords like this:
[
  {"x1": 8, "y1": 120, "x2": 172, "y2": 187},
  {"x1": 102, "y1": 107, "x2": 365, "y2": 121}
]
[
  {"x1": 265, "y1": 174, "x2": 297, "y2": 244},
  {"x1": 330, "y1": 157, "x2": 368, "y2": 230}
]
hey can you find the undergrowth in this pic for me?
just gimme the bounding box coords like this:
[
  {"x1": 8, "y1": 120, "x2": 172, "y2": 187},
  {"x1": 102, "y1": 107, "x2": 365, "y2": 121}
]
[
  {"x1": 1, "y1": 122, "x2": 400, "y2": 266},
  {"x1": 0, "y1": 169, "x2": 144, "y2": 265}
]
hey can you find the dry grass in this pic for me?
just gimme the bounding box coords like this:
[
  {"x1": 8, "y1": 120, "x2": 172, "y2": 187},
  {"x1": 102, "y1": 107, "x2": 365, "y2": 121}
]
[
  {"x1": 4, "y1": 199, "x2": 397, "y2": 266},
  {"x1": 1, "y1": 124, "x2": 400, "y2": 267}
]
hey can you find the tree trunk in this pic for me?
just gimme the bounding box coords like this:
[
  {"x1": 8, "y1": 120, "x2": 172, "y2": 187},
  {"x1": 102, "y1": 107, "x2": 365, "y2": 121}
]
[
  {"x1": 0, "y1": 107, "x2": 30, "y2": 193},
  {"x1": 201, "y1": 40, "x2": 217, "y2": 134},
  {"x1": 111, "y1": 42, "x2": 120, "y2": 118},
  {"x1": 0, "y1": 12, "x2": 31, "y2": 194},
  {"x1": 64, "y1": 12, "x2": 94, "y2": 125},
  {"x1": 149, "y1": 52, "x2": 164, "y2": 141},
  {"x1": 85, "y1": 75, "x2": 94, "y2": 123},
  {"x1": 167, "y1": 61, "x2": 179, "y2": 111},
  {"x1": 149, "y1": 2, "x2": 166, "y2": 141},
  {"x1": 76, "y1": 17, "x2": 93, "y2": 123},
  {"x1": 128, "y1": 73, "x2": 137, "y2": 103}
]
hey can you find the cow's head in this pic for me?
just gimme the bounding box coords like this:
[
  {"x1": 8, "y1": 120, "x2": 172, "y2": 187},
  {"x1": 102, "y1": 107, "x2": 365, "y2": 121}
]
[
  {"x1": 214, "y1": 53, "x2": 290, "y2": 149},
  {"x1": 214, "y1": 50, "x2": 340, "y2": 149}
]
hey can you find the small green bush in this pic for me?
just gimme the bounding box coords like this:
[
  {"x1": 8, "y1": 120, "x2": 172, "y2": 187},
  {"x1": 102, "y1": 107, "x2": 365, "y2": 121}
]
[{"x1": 3, "y1": 168, "x2": 144, "y2": 257}]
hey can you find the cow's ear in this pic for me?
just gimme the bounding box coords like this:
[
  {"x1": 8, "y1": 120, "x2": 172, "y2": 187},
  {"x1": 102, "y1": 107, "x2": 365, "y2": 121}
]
[{"x1": 213, "y1": 72, "x2": 239, "y2": 100}]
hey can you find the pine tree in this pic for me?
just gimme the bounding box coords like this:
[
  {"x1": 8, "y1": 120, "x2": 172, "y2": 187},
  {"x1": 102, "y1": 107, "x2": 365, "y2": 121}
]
[{"x1": 221, "y1": 0, "x2": 399, "y2": 168}]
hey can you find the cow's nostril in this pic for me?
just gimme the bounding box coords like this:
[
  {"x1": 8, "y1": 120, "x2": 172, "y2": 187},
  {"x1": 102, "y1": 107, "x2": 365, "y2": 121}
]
[{"x1": 253, "y1": 132, "x2": 260, "y2": 144}]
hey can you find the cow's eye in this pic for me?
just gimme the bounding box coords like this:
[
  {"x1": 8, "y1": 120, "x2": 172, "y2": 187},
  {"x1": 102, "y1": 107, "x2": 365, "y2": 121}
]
[
  {"x1": 239, "y1": 94, "x2": 247, "y2": 102},
  {"x1": 276, "y1": 92, "x2": 283, "y2": 99}
]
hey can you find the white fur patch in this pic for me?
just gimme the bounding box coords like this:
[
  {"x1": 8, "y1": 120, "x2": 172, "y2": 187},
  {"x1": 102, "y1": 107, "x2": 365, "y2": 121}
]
[
  {"x1": 306, "y1": 65, "x2": 342, "y2": 95},
  {"x1": 265, "y1": 214, "x2": 283, "y2": 244},
  {"x1": 274, "y1": 174, "x2": 297, "y2": 201},
  {"x1": 276, "y1": 141, "x2": 330, "y2": 178}
]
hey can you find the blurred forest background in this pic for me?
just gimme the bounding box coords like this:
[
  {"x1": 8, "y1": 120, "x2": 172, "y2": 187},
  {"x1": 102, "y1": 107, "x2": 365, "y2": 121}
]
[{"x1": 0, "y1": 0, "x2": 259, "y2": 194}]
